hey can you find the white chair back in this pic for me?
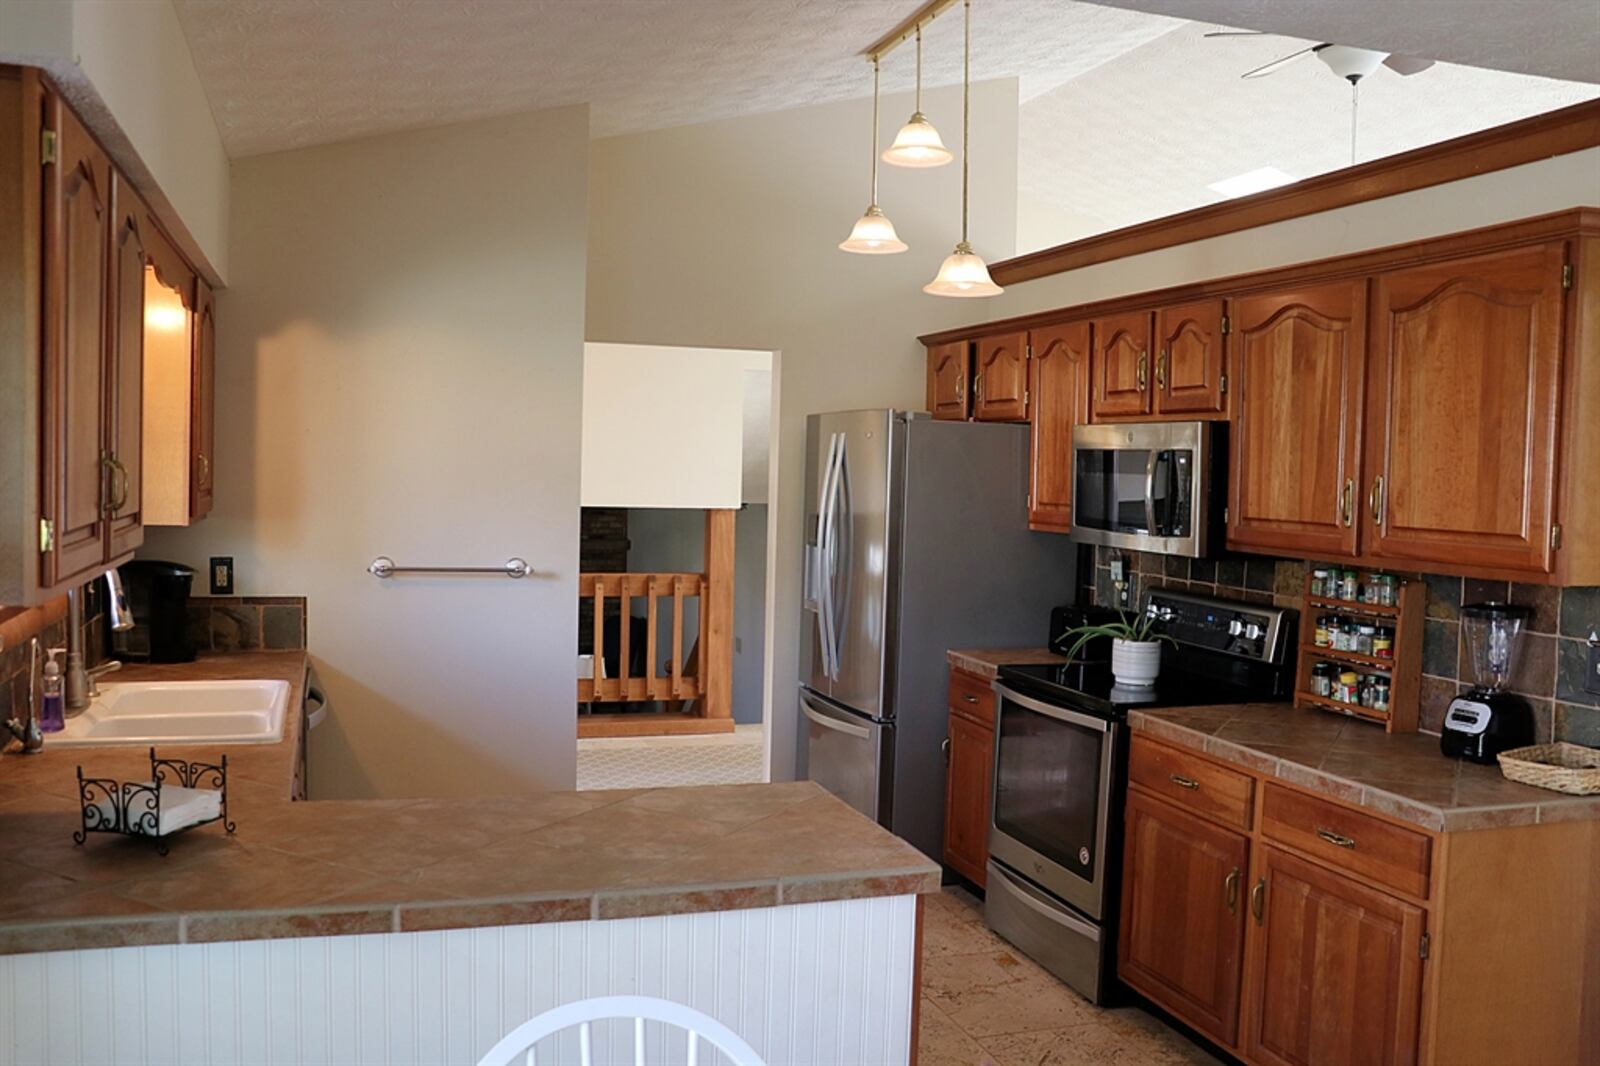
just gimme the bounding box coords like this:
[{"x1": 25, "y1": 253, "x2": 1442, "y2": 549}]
[{"x1": 476, "y1": 994, "x2": 766, "y2": 1066}]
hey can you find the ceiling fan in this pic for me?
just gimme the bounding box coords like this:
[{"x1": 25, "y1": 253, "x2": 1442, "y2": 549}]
[{"x1": 1204, "y1": 30, "x2": 1436, "y2": 82}]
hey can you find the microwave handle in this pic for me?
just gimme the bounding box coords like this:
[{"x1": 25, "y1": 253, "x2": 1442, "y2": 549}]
[{"x1": 1143, "y1": 449, "x2": 1159, "y2": 536}]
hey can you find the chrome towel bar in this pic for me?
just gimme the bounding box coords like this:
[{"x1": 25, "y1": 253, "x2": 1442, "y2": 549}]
[{"x1": 368, "y1": 556, "x2": 532, "y2": 580}]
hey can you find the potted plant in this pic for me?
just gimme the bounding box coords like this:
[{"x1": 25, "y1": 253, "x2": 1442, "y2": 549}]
[{"x1": 1059, "y1": 609, "x2": 1177, "y2": 688}]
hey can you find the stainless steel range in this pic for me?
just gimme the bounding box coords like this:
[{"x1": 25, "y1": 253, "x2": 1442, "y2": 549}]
[{"x1": 985, "y1": 589, "x2": 1294, "y2": 1004}]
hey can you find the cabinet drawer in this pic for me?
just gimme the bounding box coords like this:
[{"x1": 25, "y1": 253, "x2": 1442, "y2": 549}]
[
  {"x1": 948, "y1": 669, "x2": 996, "y2": 727},
  {"x1": 1261, "y1": 783, "x2": 1432, "y2": 899},
  {"x1": 1129, "y1": 736, "x2": 1254, "y2": 831}
]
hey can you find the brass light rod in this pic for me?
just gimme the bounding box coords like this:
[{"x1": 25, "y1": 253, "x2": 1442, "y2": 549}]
[{"x1": 860, "y1": 0, "x2": 959, "y2": 61}]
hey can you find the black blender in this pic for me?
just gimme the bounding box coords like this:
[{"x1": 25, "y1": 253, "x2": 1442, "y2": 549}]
[{"x1": 1440, "y1": 602, "x2": 1535, "y2": 763}]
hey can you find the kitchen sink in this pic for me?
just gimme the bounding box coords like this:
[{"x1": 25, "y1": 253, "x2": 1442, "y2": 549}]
[{"x1": 48, "y1": 680, "x2": 291, "y2": 748}]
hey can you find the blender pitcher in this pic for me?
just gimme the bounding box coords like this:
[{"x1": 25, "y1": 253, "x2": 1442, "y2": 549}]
[{"x1": 1462, "y1": 602, "x2": 1527, "y2": 693}]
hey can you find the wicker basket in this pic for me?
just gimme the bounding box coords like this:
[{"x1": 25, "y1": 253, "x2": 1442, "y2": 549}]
[{"x1": 1497, "y1": 743, "x2": 1600, "y2": 796}]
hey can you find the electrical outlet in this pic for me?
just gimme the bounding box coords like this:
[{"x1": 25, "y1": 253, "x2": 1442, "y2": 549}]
[
  {"x1": 210, "y1": 556, "x2": 234, "y2": 596},
  {"x1": 1587, "y1": 631, "x2": 1600, "y2": 696}
]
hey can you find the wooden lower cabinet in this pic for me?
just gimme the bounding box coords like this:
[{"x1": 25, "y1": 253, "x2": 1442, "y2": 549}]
[
  {"x1": 1120, "y1": 734, "x2": 1598, "y2": 1066},
  {"x1": 1119, "y1": 788, "x2": 1249, "y2": 1045},
  {"x1": 1245, "y1": 845, "x2": 1424, "y2": 1066},
  {"x1": 942, "y1": 668, "x2": 996, "y2": 887}
]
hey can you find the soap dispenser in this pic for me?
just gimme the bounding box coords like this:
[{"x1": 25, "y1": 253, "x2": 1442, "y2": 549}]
[{"x1": 38, "y1": 647, "x2": 65, "y2": 734}]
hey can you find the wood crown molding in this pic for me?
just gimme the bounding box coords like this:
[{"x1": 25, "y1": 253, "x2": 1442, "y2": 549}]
[
  {"x1": 920, "y1": 206, "x2": 1600, "y2": 346},
  {"x1": 988, "y1": 98, "x2": 1600, "y2": 289}
]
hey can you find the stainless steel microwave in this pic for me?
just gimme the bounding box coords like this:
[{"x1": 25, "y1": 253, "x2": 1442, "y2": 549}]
[{"x1": 1070, "y1": 421, "x2": 1220, "y2": 558}]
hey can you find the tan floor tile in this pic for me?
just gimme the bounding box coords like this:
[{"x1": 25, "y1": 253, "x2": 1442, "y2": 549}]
[
  {"x1": 918, "y1": 998, "x2": 998, "y2": 1066},
  {"x1": 924, "y1": 900, "x2": 1007, "y2": 958},
  {"x1": 922, "y1": 949, "x2": 1100, "y2": 1037},
  {"x1": 980, "y1": 1013, "x2": 1219, "y2": 1066}
]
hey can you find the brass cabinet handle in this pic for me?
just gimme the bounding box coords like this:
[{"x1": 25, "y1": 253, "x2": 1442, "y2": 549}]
[
  {"x1": 1316, "y1": 826, "x2": 1357, "y2": 849},
  {"x1": 1225, "y1": 868, "x2": 1240, "y2": 913},
  {"x1": 197, "y1": 453, "x2": 210, "y2": 487},
  {"x1": 1340, "y1": 478, "x2": 1355, "y2": 527},
  {"x1": 1136, "y1": 352, "x2": 1148, "y2": 391},
  {"x1": 963, "y1": 694, "x2": 979, "y2": 704},
  {"x1": 1370, "y1": 475, "x2": 1386, "y2": 527},
  {"x1": 974, "y1": 372, "x2": 983, "y2": 402},
  {"x1": 1169, "y1": 773, "x2": 1200, "y2": 790},
  {"x1": 1155, "y1": 349, "x2": 1168, "y2": 391},
  {"x1": 101, "y1": 455, "x2": 129, "y2": 515},
  {"x1": 1251, "y1": 878, "x2": 1266, "y2": 923}
]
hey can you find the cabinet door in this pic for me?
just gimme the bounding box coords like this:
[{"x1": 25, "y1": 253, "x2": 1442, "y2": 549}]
[
  {"x1": 1245, "y1": 846, "x2": 1424, "y2": 1066},
  {"x1": 1089, "y1": 311, "x2": 1153, "y2": 420},
  {"x1": 1156, "y1": 299, "x2": 1227, "y2": 416},
  {"x1": 973, "y1": 330, "x2": 1029, "y2": 422},
  {"x1": 1366, "y1": 243, "x2": 1565, "y2": 574},
  {"x1": 1120, "y1": 789, "x2": 1249, "y2": 1047},
  {"x1": 106, "y1": 177, "x2": 147, "y2": 559},
  {"x1": 191, "y1": 280, "x2": 216, "y2": 519},
  {"x1": 1028, "y1": 322, "x2": 1091, "y2": 532},
  {"x1": 1228, "y1": 281, "x2": 1366, "y2": 558},
  {"x1": 943, "y1": 710, "x2": 993, "y2": 887},
  {"x1": 40, "y1": 99, "x2": 113, "y2": 587},
  {"x1": 927, "y1": 341, "x2": 970, "y2": 421}
]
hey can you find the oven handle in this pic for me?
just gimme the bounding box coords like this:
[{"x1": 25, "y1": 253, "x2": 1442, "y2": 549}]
[
  {"x1": 992, "y1": 683, "x2": 1111, "y2": 733},
  {"x1": 988, "y1": 861, "x2": 1102, "y2": 942}
]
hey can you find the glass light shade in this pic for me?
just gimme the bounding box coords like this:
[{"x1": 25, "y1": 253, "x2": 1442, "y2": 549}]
[
  {"x1": 839, "y1": 205, "x2": 908, "y2": 254},
  {"x1": 881, "y1": 113, "x2": 953, "y2": 168},
  {"x1": 923, "y1": 242, "x2": 1002, "y2": 297}
]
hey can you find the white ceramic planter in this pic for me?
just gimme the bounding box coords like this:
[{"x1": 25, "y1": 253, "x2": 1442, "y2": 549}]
[{"x1": 1111, "y1": 638, "x2": 1162, "y2": 688}]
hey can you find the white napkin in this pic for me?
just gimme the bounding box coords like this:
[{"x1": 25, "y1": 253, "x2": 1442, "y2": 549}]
[{"x1": 89, "y1": 783, "x2": 222, "y2": 837}]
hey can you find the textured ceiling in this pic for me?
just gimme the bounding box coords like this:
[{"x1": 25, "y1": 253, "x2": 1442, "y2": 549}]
[
  {"x1": 172, "y1": 0, "x2": 1182, "y2": 157},
  {"x1": 1015, "y1": 22, "x2": 1600, "y2": 251},
  {"x1": 1088, "y1": 0, "x2": 1600, "y2": 85}
]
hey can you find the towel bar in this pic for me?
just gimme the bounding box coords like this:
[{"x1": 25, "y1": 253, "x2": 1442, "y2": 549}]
[{"x1": 368, "y1": 556, "x2": 532, "y2": 579}]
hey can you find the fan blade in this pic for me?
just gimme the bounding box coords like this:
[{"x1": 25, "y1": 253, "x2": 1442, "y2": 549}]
[
  {"x1": 1242, "y1": 45, "x2": 1317, "y2": 79},
  {"x1": 1383, "y1": 54, "x2": 1436, "y2": 76}
]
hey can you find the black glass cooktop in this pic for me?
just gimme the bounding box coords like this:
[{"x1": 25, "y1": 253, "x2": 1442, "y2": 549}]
[{"x1": 996, "y1": 659, "x2": 1268, "y2": 720}]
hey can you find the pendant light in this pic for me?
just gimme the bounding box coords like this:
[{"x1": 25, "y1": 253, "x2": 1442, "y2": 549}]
[
  {"x1": 839, "y1": 56, "x2": 908, "y2": 254},
  {"x1": 925, "y1": 0, "x2": 1001, "y2": 297},
  {"x1": 882, "y1": 25, "x2": 953, "y2": 168}
]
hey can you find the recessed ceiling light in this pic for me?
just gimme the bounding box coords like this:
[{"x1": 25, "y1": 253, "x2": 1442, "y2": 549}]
[{"x1": 1207, "y1": 166, "x2": 1297, "y2": 198}]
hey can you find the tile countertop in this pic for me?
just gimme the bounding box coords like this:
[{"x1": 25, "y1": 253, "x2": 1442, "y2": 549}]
[
  {"x1": 0, "y1": 654, "x2": 937, "y2": 957},
  {"x1": 1132, "y1": 703, "x2": 1600, "y2": 833},
  {"x1": 947, "y1": 647, "x2": 1065, "y2": 680}
]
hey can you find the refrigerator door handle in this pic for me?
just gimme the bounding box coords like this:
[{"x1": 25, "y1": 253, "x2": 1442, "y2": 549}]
[
  {"x1": 818, "y1": 432, "x2": 847, "y2": 680},
  {"x1": 801, "y1": 697, "x2": 872, "y2": 740}
]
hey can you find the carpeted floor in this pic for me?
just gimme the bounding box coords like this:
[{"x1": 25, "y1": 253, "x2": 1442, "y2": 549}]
[{"x1": 576, "y1": 724, "x2": 765, "y2": 789}]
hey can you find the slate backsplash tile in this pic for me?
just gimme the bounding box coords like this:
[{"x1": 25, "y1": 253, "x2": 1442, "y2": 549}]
[
  {"x1": 1528, "y1": 698, "x2": 1555, "y2": 744},
  {"x1": 1462, "y1": 578, "x2": 1510, "y2": 606},
  {"x1": 1555, "y1": 637, "x2": 1600, "y2": 709},
  {"x1": 1243, "y1": 558, "x2": 1276, "y2": 592},
  {"x1": 1510, "y1": 583, "x2": 1561, "y2": 634},
  {"x1": 262, "y1": 605, "x2": 304, "y2": 650},
  {"x1": 210, "y1": 603, "x2": 261, "y2": 652},
  {"x1": 1214, "y1": 558, "x2": 1246, "y2": 588},
  {"x1": 1558, "y1": 586, "x2": 1600, "y2": 640},
  {"x1": 1422, "y1": 619, "x2": 1459, "y2": 678},
  {"x1": 1418, "y1": 675, "x2": 1459, "y2": 734},
  {"x1": 1189, "y1": 557, "x2": 1217, "y2": 584},
  {"x1": 1560, "y1": 703, "x2": 1600, "y2": 746},
  {"x1": 184, "y1": 597, "x2": 308, "y2": 654},
  {"x1": 1503, "y1": 632, "x2": 1557, "y2": 698},
  {"x1": 1423, "y1": 574, "x2": 1462, "y2": 620}
]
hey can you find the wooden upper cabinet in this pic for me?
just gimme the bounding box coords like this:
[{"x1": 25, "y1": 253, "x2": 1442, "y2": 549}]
[
  {"x1": 1090, "y1": 311, "x2": 1153, "y2": 420},
  {"x1": 1228, "y1": 281, "x2": 1367, "y2": 559},
  {"x1": 40, "y1": 98, "x2": 114, "y2": 588},
  {"x1": 1245, "y1": 846, "x2": 1424, "y2": 1066},
  {"x1": 107, "y1": 177, "x2": 147, "y2": 560},
  {"x1": 1120, "y1": 789, "x2": 1249, "y2": 1047},
  {"x1": 1156, "y1": 299, "x2": 1228, "y2": 416},
  {"x1": 1028, "y1": 321, "x2": 1091, "y2": 533},
  {"x1": 1365, "y1": 243, "x2": 1566, "y2": 575},
  {"x1": 927, "y1": 341, "x2": 970, "y2": 421},
  {"x1": 973, "y1": 330, "x2": 1029, "y2": 422},
  {"x1": 191, "y1": 280, "x2": 216, "y2": 520}
]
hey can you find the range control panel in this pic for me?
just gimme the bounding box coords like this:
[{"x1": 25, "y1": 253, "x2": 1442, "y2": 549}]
[{"x1": 1143, "y1": 590, "x2": 1291, "y2": 664}]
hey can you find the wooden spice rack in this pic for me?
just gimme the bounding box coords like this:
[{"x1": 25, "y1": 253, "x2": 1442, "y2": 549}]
[{"x1": 1294, "y1": 573, "x2": 1422, "y2": 733}]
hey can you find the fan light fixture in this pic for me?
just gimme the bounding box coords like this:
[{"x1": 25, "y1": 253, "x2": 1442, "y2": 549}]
[
  {"x1": 925, "y1": 0, "x2": 1001, "y2": 297},
  {"x1": 840, "y1": 56, "x2": 908, "y2": 254},
  {"x1": 882, "y1": 26, "x2": 952, "y2": 168}
]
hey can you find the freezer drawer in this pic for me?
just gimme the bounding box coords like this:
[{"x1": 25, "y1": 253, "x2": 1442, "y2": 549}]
[{"x1": 800, "y1": 687, "x2": 892, "y2": 825}]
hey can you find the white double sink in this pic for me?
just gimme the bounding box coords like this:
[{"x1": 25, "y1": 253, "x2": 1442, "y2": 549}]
[{"x1": 48, "y1": 680, "x2": 291, "y2": 748}]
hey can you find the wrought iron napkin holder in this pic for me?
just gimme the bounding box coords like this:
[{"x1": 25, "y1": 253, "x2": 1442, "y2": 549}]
[{"x1": 74, "y1": 747, "x2": 235, "y2": 856}]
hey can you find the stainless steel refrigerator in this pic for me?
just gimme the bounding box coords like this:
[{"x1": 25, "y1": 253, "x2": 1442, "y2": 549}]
[{"x1": 799, "y1": 409, "x2": 1078, "y2": 863}]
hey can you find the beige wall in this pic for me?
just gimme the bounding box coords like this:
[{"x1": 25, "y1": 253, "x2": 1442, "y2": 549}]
[
  {"x1": 0, "y1": 0, "x2": 232, "y2": 280},
  {"x1": 994, "y1": 147, "x2": 1600, "y2": 319},
  {"x1": 587, "y1": 79, "x2": 1021, "y2": 781},
  {"x1": 143, "y1": 105, "x2": 590, "y2": 797}
]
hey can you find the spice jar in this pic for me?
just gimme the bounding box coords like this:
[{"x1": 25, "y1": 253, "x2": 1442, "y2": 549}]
[
  {"x1": 1374, "y1": 626, "x2": 1394, "y2": 659},
  {"x1": 1311, "y1": 569, "x2": 1330, "y2": 598},
  {"x1": 1341, "y1": 569, "x2": 1359, "y2": 601},
  {"x1": 1315, "y1": 615, "x2": 1332, "y2": 647},
  {"x1": 1357, "y1": 624, "x2": 1376, "y2": 657},
  {"x1": 1338, "y1": 670, "x2": 1359, "y2": 703},
  {"x1": 1377, "y1": 575, "x2": 1396, "y2": 606},
  {"x1": 1372, "y1": 676, "x2": 1391, "y2": 714},
  {"x1": 1364, "y1": 574, "x2": 1382, "y2": 605},
  {"x1": 1311, "y1": 662, "x2": 1333, "y2": 697}
]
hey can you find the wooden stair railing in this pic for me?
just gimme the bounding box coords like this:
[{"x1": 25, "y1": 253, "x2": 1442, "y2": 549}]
[{"x1": 578, "y1": 572, "x2": 705, "y2": 704}]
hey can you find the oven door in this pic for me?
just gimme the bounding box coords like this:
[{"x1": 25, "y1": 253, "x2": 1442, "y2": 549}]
[
  {"x1": 1070, "y1": 421, "x2": 1211, "y2": 557},
  {"x1": 989, "y1": 682, "x2": 1119, "y2": 919}
]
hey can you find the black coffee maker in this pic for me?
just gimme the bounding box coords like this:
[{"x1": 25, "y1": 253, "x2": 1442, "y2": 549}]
[
  {"x1": 1440, "y1": 602, "x2": 1534, "y2": 764},
  {"x1": 110, "y1": 560, "x2": 198, "y2": 663}
]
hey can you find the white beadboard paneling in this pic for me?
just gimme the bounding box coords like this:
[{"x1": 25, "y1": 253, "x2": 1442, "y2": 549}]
[{"x1": 1, "y1": 896, "x2": 917, "y2": 1066}]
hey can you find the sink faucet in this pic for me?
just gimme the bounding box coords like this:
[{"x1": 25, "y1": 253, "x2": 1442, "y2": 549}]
[
  {"x1": 3, "y1": 638, "x2": 45, "y2": 754},
  {"x1": 65, "y1": 569, "x2": 135, "y2": 711}
]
